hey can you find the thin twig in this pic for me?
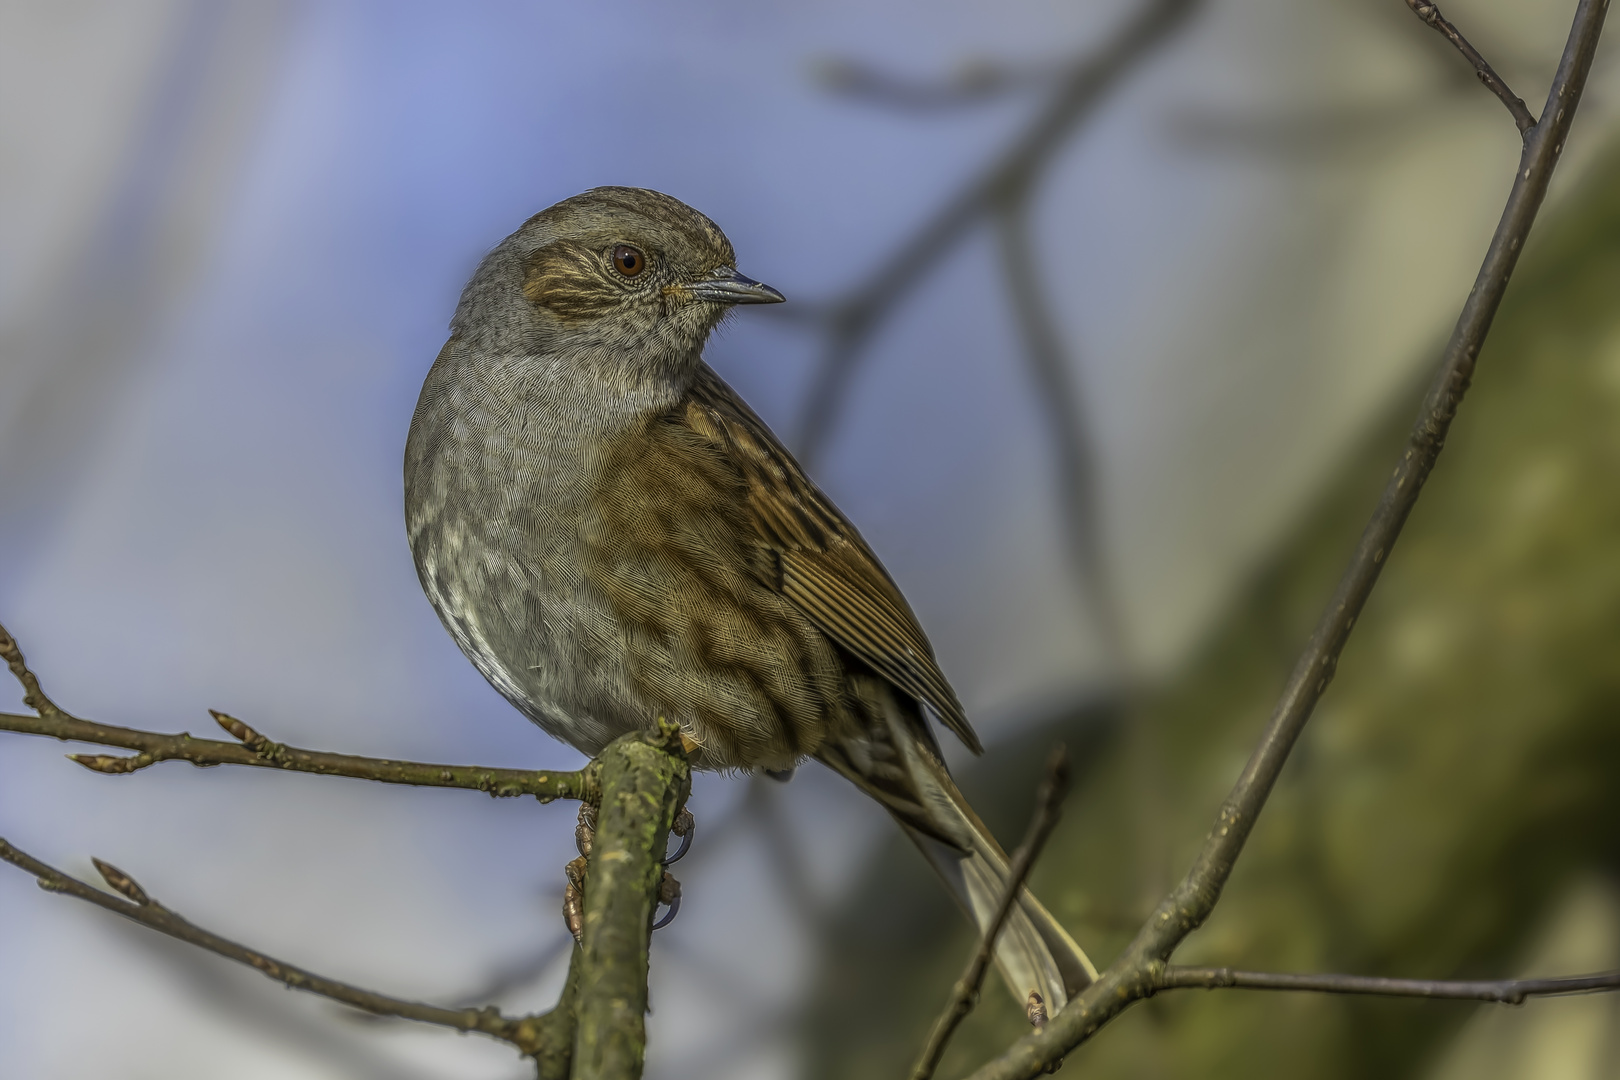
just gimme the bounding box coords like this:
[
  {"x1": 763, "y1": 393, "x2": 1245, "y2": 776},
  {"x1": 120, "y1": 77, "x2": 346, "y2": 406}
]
[
  {"x1": 345, "y1": 932, "x2": 578, "y2": 1024},
  {"x1": 790, "y1": 0, "x2": 1198, "y2": 465},
  {"x1": 0, "y1": 837, "x2": 562, "y2": 1058},
  {"x1": 911, "y1": 747, "x2": 1072, "y2": 1080},
  {"x1": 0, "y1": 619, "x2": 63, "y2": 715},
  {"x1": 992, "y1": 202, "x2": 1125, "y2": 669},
  {"x1": 963, "y1": 0, "x2": 1610, "y2": 1075},
  {"x1": 1174, "y1": 0, "x2": 1535, "y2": 160},
  {"x1": 0, "y1": 620, "x2": 591, "y2": 802},
  {"x1": 1158, "y1": 966, "x2": 1620, "y2": 1003},
  {"x1": 1406, "y1": 0, "x2": 1537, "y2": 134}
]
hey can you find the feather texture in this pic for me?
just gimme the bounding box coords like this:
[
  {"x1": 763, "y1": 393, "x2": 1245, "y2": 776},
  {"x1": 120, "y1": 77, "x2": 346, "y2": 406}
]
[{"x1": 681, "y1": 365, "x2": 980, "y2": 754}]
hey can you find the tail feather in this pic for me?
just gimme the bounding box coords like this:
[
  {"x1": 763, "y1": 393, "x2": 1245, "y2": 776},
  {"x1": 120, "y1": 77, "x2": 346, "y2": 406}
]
[
  {"x1": 904, "y1": 779, "x2": 1097, "y2": 1012},
  {"x1": 817, "y1": 686, "x2": 1097, "y2": 1011}
]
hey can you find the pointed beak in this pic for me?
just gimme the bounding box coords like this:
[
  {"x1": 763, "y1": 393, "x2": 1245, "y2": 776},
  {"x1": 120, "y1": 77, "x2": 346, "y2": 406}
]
[{"x1": 684, "y1": 267, "x2": 786, "y2": 305}]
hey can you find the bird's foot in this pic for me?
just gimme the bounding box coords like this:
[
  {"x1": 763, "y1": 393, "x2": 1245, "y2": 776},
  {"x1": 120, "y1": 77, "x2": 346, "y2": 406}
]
[
  {"x1": 1027, "y1": 992, "x2": 1063, "y2": 1071},
  {"x1": 562, "y1": 801, "x2": 597, "y2": 945},
  {"x1": 665, "y1": 807, "x2": 695, "y2": 865},
  {"x1": 652, "y1": 807, "x2": 694, "y2": 929},
  {"x1": 1026, "y1": 991, "x2": 1048, "y2": 1028},
  {"x1": 574, "y1": 801, "x2": 598, "y2": 860},
  {"x1": 652, "y1": 868, "x2": 682, "y2": 930},
  {"x1": 562, "y1": 803, "x2": 693, "y2": 942},
  {"x1": 563, "y1": 856, "x2": 588, "y2": 945}
]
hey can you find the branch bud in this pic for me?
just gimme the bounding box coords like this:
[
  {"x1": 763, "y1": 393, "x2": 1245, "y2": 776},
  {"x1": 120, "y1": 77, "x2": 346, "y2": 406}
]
[
  {"x1": 92, "y1": 857, "x2": 152, "y2": 905},
  {"x1": 69, "y1": 753, "x2": 152, "y2": 774},
  {"x1": 211, "y1": 710, "x2": 276, "y2": 756}
]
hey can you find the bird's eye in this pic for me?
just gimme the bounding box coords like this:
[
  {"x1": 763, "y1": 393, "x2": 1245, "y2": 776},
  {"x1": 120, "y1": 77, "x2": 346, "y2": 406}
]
[{"x1": 611, "y1": 244, "x2": 646, "y2": 278}]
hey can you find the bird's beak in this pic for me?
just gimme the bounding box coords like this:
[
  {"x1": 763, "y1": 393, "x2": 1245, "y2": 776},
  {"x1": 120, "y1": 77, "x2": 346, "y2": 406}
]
[{"x1": 683, "y1": 267, "x2": 786, "y2": 305}]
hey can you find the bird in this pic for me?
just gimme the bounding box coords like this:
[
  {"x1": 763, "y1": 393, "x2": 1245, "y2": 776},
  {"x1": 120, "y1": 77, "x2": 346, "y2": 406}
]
[{"x1": 404, "y1": 186, "x2": 1096, "y2": 1012}]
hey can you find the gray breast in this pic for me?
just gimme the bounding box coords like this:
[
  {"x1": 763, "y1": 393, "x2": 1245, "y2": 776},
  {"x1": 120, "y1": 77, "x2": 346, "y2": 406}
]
[{"x1": 404, "y1": 338, "x2": 676, "y2": 756}]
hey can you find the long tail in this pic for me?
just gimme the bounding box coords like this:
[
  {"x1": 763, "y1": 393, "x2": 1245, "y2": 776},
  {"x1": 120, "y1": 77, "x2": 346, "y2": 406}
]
[
  {"x1": 817, "y1": 690, "x2": 1097, "y2": 1012},
  {"x1": 902, "y1": 764, "x2": 1097, "y2": 1013}
]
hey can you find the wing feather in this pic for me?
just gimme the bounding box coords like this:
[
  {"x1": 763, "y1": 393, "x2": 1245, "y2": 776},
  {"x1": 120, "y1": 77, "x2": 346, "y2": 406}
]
[{"x1": 683, "y1": 365, "x2": 981, "y2": 754}]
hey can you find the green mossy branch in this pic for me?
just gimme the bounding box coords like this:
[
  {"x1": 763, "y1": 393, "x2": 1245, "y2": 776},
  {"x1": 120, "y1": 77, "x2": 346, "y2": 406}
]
[{"x1": 572, "y1": 722, "x2": 693, "y2": 1080}]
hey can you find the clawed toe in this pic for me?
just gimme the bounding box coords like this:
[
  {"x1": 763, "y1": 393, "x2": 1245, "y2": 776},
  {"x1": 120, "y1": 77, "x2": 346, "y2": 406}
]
[
  {"x1": 563, "y1": 855, "x2": 588, "y2": 945},
  {"x1": 664, "y1": 808, "x2": 695, "y2": 865},
  {"x1": 652, "y1": 870, "x2": 682, "y2": 930},
  {"x1": 562, "y1": 803, "x2": 694, "y2": 942},
  {"x1": 562, "y1": 802, "x2": 597, "y2": 944}
]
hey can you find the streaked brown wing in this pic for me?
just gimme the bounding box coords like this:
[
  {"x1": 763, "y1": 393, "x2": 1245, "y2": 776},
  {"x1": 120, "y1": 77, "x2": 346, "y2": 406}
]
[{"x1": 683, "y1": 364, "x2": 981, "y2": 754}]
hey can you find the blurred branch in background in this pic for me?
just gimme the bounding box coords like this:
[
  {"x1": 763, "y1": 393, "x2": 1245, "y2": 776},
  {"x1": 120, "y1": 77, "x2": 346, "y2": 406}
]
[
  {"x1": 0, "y1": 2, "x2": 294, "y2": 565},
  {"x1": 806, "y1": 0, "x2": 1620, "y2": 1074},
  {"x1": 784, "y1": 0, "x2": 1200, "y2": 672},
  {"x1": 992, "y1": 203, "x2": 1124, "y2": 669},
  {"x1": 447, "y1": 934, "x2": 579, "y2": 1011},
  {"x1": 960, "y1": 0, "x2": 1614, "y2": 1073},
  {"x1": 342, "y1": 924, "x2": 577, "y2": 1028},
  {"x1": 811, "y1": 55, "x2": 1074, "y2": 112},
  {"x1": 117, "y1": 923, "x2": 479, "y2": 1080}
]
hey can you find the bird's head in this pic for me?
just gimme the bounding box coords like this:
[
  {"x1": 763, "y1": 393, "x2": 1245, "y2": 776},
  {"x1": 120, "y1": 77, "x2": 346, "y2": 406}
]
[{"x1": 452, "y1": 187, "x2": 783, "y2": 383}]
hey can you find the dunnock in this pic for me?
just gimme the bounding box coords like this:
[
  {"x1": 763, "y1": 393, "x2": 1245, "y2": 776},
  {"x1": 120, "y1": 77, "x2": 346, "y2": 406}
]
[{"x1": 404, "y1": 187, "x2": 1094, "y2": 1009}]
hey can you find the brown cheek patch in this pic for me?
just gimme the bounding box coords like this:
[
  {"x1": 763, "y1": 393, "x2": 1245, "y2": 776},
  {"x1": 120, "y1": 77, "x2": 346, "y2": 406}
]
[{"x1": 522, "y1": 241, "x2": 621, "y2": 322}]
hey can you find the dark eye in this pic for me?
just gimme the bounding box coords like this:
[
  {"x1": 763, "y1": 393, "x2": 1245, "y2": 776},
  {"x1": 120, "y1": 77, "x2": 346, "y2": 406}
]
[{"x1": 611, "y1": 244, "x2": 646, "y2": 278}]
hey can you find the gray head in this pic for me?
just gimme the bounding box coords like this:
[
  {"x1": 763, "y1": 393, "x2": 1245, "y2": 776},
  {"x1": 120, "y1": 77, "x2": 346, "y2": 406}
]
[{"x1": 451, "y1": 187, "x2": 783, "y2": 380}]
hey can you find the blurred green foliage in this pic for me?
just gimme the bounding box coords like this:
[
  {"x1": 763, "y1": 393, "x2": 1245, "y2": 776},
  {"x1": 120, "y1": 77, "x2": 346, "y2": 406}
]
[{"x1": 804, "y1": 135, "x2": 1620, "y2": 1079}]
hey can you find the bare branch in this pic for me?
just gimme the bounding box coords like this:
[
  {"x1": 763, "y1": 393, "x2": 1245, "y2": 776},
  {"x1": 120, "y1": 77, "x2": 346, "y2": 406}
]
[
  {"x1": 0, "y1": 619, "x2": 64, "y2": 716},
  {"x1": 0, "y1": 619, "x2": 591, "y2": 802},
  {"x1": 962, "y1": 0, "x2": 1610, "y2": 1075},
  {"x1": 911, "y1": 747, "x2": 1071, "y2": 1080},
  {"x1": 1406, "y1": 0, "x2": 1537, "y2": 134},
  {"x1": 1158, "y1": 965, "x2": 1620, "y2": 1003},
  {"x1": 750, "y1": 775, "x2": 834, "y2": 932},
  {"x1": 791, "y1": 0, "x2": 1199, "y2": 466},
  {"x1": 0, "y1": 837, "x2": 568, "y2": 1061},
  {"x1": 2, "y1": 724, "x2": 692, "y2": 1077}
]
